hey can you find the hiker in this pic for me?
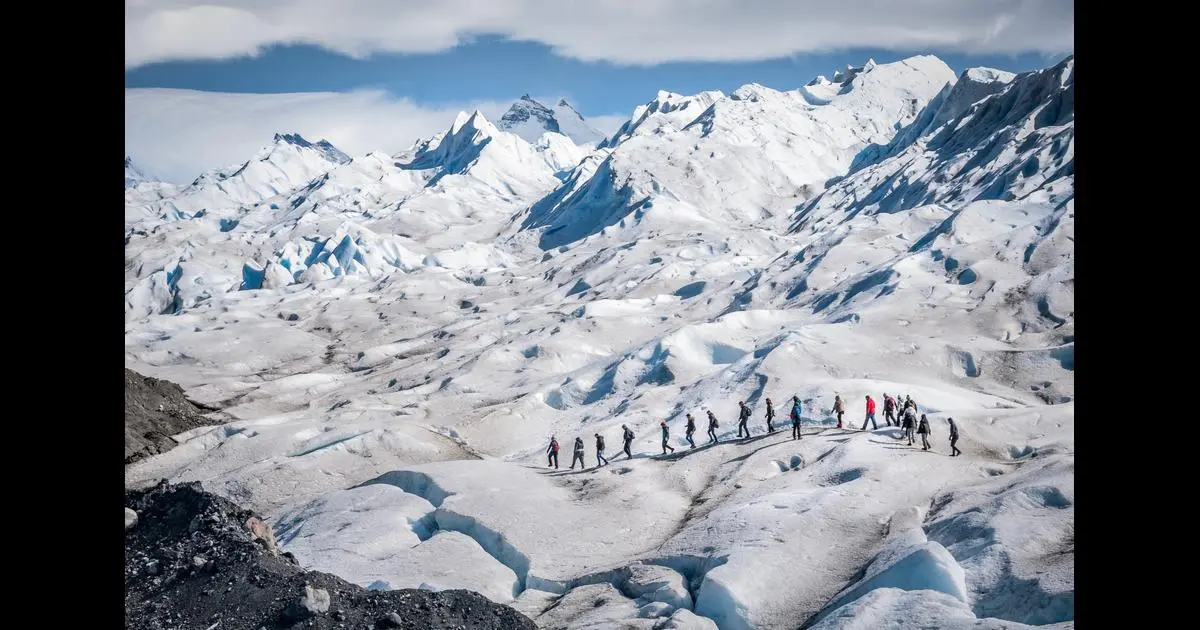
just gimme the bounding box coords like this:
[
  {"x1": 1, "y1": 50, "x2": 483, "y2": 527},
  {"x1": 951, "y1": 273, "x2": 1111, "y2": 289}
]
[
  {"x1": 570, "y1": 437, "x2": 586, "y2": 469},
  {"x1": 737, "y1": 401, "x2": 752, "y2": 438},
  {"x1": 621, "y1": 424, "x2": 635, "y2": 459},
  {"x1": 546, "y1": 436, "x2": 560, "y2": 469},
  {"x1": 685, "y1": 413, "x2": 697, "y2": 448},
  {"x1": 883, "y1": 394, "x2": 897, "y2": 426},
  {"x1": 904, "y1": 395, "x2": 916, "y2": 415},
  {"x1": 661, "y1": 421, "x2": 676, "y2": 454},
  {"x1": 917, "y1": 414, "x2": 932, "y2": 450},
  {"x1": 706, "y1": 410, "x2": 719, "y2": 443},
  {"x1": 765, "y1": 398, "x2": 776, "y2": 433},
  {"x1": 790, "y1": 396, "x2": 803, "y2": 440},
  {"x1": 833, "y1": 394, "x2": 845, "y2": 429},
  {"x1": 595, "y1": 433, "x2": 609, "y2": 466},
  {"x1": 902, "y1": 408, "x2": 916, "y2": 445},
  {"x1": 862, "y1": 395, "x2": 878, "y2": 431},
  {"x1": 947, "y1": 418, "x2": 961, "y2": 456}
]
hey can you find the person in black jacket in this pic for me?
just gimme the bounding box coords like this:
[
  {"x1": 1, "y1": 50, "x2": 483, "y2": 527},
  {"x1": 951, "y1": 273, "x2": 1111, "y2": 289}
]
[
  {"x1": 621, "y1": 424, "x2": 635, "y2": 459},
  {"x1": 902, "y1": 410, "x2": 916, "y2": 445},
  {"x1": 595, "y1": 433, "x2": 609, "y2": 466},
  {"x1": 737, "y1": 401, "x2": 752, "y2": 438},
  {"x1": 790, "y1": 396, "x2": 803, "y2": 440},
  {"x1": 764, "y1": 398, "x2": 775, "y2": 433},
  {"x1": 685, "y1": 413, "x2": 697, "y2": 448},
  {"x1": 947, "y1": 418, "x2": 961, "y2": 457},
  {"x1": 917, "y1": 414, "x2": 932, "y2": 451},
  {"x1": 660, "y1": 421, "x2": 676, "y2": 454},
  {"x1": 706, "y1": 410, "x2": 719, "y2": 444},
  {"x1": 569, "y1": 437, "x2": 586, "y2": 469}
]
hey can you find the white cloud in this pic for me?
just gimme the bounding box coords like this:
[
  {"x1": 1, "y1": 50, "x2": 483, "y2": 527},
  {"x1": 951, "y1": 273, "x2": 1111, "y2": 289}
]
[
  {"x1": 125, "y1": 0, "x2": 1073, "y2": 69},
  {"x1": 124, "y1": 88, "x2": 626, "y2": 184}
]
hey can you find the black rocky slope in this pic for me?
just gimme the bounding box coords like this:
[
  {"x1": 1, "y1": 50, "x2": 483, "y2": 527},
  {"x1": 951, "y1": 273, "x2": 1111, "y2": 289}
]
[
  {"x1": 125, "y1": 481, "x2": 537, "y2": 630},
  {"x1": 125, "y1": 368, "x2": 222, "y2": 464}
]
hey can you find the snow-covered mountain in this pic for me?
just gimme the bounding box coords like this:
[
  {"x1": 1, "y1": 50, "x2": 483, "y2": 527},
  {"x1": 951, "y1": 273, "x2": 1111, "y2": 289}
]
[
  {"x1": 498, "y1": 94, "x2": 607, "y2": 146},
  {"x1": 125, "y1": 156, "x2": 151, "y2": 188},
  {"x1": 124, "y1": 54, "x2": 1074, "y2": 630},
  {"x1": 520, "y1": 56, "x2": 957, "y2": 250}
]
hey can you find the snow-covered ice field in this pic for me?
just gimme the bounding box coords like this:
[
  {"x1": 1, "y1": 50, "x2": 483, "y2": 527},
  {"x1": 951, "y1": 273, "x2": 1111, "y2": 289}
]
[{"x1": 125, "y1": 56, "x2": 1074, "y2": 628}]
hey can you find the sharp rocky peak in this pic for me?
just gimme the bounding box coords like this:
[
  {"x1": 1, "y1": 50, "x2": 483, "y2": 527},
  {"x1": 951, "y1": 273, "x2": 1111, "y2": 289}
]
[{"x1": 269, "y1": 132, "x2": 351, "y2": 164}]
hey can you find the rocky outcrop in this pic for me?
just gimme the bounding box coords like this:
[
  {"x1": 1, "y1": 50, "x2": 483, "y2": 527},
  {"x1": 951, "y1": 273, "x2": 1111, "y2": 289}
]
[
  {"x1": 124, "y1": 480, "x2": 537, "y2": 630},
  {"x1": 124, "y1": 368, "x2": 222, "y2": 465}
]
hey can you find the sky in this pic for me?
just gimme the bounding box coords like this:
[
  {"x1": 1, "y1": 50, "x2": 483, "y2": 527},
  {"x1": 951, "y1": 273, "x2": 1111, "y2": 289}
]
[{"x1": 124, "y1": 1, "x2": 1074, "y2": 184}]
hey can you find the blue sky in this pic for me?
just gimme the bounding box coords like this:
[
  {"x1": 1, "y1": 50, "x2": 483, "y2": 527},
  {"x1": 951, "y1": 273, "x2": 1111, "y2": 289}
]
[
  {"x1": 125, "y1": 37, "x2": 1062, "y2": 121},
  {"x1": 124, "y1": 1, "x2": 1072, "y2": 184}
]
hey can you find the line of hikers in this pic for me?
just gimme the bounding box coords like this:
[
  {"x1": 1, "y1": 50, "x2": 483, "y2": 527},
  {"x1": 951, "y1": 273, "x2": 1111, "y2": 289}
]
[{"x1": 544, "y1": 392, "x2": 963, "y2": 469}]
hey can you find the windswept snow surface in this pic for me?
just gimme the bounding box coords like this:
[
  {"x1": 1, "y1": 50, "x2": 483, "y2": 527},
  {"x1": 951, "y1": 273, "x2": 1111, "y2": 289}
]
[{"x1": 125, "y1": 54, "x2": 1074, "y2": 629}]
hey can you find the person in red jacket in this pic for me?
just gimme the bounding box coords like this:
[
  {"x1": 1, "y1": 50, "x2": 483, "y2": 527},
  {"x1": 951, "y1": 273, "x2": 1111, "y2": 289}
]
[
  {"x1": 861, "y1": 395, "x2": 878, "y2": 431},
  {"x1": 546, "y1": 436, "x2": 560, "y2": 469}
]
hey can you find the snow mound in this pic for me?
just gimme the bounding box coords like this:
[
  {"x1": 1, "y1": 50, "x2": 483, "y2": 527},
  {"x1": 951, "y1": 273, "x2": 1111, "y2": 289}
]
[
  {"x1": 624, "y1": 563, "x2": 693, "y2": 611},
  {"x1": 808, "y1": 588, "x2": 1046, "y2": 630},
  {"x1": 361, "y1": 459, "x2": 691, "y2": 593},
  {"x1": 925, "y1": 457, "x2": 1074, "y2": 625},
  {"x1": 534, "y1": 583, "x2": 651, "y2": 629},
  {"x1": 811, "y1": 506, "x2": 968, "y2": 624}
]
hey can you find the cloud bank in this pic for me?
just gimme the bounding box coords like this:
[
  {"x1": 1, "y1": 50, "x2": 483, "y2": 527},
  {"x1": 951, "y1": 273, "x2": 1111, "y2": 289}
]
[
  {"x1": 125, "y1": 0, "x2": 1073, "y2": 69},
  {"x1": 124, "y1": 88, "x2": 626, "y2": 184}
]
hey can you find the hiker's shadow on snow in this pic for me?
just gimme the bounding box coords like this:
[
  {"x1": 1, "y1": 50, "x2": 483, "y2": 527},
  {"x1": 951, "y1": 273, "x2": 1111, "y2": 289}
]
[
  {"x1": 875, "y1": 427, "x2": 906, "y2": 438},
  {"x1": 656, "y1": 443, "x2": 718, "y2": 462},
  {"x1": 724, "y1": 435, "x2": 805, "y2": 465}
]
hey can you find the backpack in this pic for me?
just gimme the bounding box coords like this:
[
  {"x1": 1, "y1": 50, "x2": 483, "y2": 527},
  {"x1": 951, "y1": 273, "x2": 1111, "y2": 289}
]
[
  {"x1": 597, "y1": 436, "x2": 606, "y2": 449},
  {"x1": 551, "y1": 439, "x2": 559, "y2": 452},
  {"x1": 624, "y1": 428, "x2": 634, "y2": 441}
]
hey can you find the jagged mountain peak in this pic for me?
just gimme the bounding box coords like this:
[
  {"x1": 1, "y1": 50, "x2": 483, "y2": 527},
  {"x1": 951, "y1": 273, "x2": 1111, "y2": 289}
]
[
  {"x1": 497, "y1": 95, "x2": 605, "y2": 146},
  {"x1": 498, "y1": 96, "x2": 563, "y2": 141},
  {"x1": 446, "y1": 109, "x2": 497, "y2": 140},
  {"x1": 267, "y1": 132, "x2": 352, "y2": 165},
  {"x1": 125, "y1": 155, "x2": 152, "y2": 188}
]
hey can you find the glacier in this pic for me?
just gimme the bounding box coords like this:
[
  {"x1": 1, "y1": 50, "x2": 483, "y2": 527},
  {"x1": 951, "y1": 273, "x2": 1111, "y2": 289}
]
[{"x1": 124, "y1": 54, "x2": 1074, "y2": 629}]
